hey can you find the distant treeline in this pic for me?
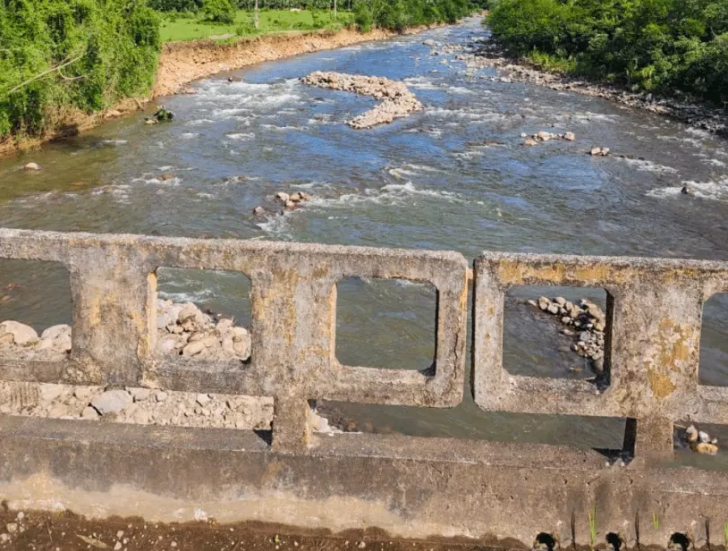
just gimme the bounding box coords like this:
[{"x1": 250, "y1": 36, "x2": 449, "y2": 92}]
[
  {"x1": 486, "y1": 0, "x2": 728, "y2": 106},
  {"x1": 0, "y1": 0, "x2": 160, "y2": 140},
  {"x1": 152, "y1": 0, "x2": 474, "y2": 29}
]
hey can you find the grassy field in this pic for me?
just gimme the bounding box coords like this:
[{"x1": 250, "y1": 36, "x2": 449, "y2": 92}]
[{"x1": 159, "y1": 9, "x2": 354, "y2": 43}]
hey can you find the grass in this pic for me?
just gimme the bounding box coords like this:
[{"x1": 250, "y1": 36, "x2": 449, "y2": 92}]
[
  {"x1": 159, "y1": 9, "x2": 354, "y2": 43},
  {"x1": 588, "y1": 503, "x2": 597, "y2": 551}
]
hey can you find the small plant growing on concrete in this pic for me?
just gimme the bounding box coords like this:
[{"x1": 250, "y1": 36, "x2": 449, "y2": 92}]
[
  {"x1": 652, "y1": 512, "x2": 660, "y2": 530},
  {"x1": 588, "y1": 504, "x2": 598, "y2": 551}
]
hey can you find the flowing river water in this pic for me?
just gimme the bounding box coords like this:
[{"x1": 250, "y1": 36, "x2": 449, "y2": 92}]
[{"x1": 1, "y1": 17, "x2": 728, "y2": 459}]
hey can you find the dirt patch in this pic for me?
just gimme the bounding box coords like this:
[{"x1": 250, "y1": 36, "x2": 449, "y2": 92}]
[{"x1": 0, "y1": 507, "x2": 498, "y2": 551}]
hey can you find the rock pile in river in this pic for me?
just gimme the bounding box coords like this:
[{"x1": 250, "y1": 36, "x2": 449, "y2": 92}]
[
  {"x1": 302, "y1": 71, "x2": 423, "y2": 129},
  {"x1": 522, "y1": 131, "x2": 575, "y2": 146},
  {"x1": 0, "y1": 300, "x2": 251, "y2": 362},
  {"x1": 529, "y1": 296, "x2": 606, "y2": 374},
  {"x1": 156, "y1": 299, "x2": 251, "y2": 361},
  {"x1": 684, "y1": 424, "x2": 719, "y2": 455},
  {"x1": 0, "y1": 321, "x2": 71, "y2": 360}
]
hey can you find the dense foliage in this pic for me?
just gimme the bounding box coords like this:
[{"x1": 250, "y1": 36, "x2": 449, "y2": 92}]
[
  {"x1": 354, "y1": 0, "x2": 472, "y2": 31},
  {"x1": 152, "y1": 0, "x2": 472, "y2": 25},
  {"x1": 202, "y1": 0, "x2": 236, "y2": 22},
  {"x1": 487, "y1": 0, "x2": 728, "y2": 106},
  {"x1": 0, "y1": 0, "x2": 161, "y2": 140}
]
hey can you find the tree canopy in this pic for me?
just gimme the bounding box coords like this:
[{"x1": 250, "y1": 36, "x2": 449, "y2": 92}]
[{"x1": 487, "y1": 0, "x2": 728, "y2": 105}]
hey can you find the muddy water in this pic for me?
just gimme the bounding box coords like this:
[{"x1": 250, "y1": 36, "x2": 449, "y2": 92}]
[{"x1": 1, "y1": 18, "x2": 728, "y2": 456}]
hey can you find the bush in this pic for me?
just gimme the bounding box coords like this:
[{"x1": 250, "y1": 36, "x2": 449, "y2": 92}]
[
  {"x1": 202, "y1": 0, "x2": 237, "y2": 23},
  {"x1": 0, "y1": 0, "x2": 161, "y2": 140},
  {"x1": 149, "y1": 0, "x2": 202, "y2": 10},
  {"x1": 353, "y1": 0, "x2": 472, "y2": 32},
  {"x1": 354, "y1": 2, "x2": 373, "y2": 31},
  {"x1": 487, "y1": 0, "x2": 728, "y2": 106}
]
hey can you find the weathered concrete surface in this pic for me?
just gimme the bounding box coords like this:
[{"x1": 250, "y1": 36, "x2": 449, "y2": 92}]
[
  {"x1": 0, "y1": 228, "x2": 468, "y2": 453},
  {"x1": 0, "y1": 416, "x2": 726, "y2": 547},
  {"x1": 474, "y1": 252, "x2": 728, "y2": 458},
  {"x1": 1, "y1": 230, "x2": 728, "y2": 544}
]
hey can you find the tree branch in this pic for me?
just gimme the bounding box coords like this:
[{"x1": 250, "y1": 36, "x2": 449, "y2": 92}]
[{"x1": 2, "y1": 55, "x2": 83, "y2": 97}]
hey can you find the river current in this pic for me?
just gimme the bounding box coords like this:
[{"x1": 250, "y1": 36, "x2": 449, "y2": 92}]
[{"x1": 1, "y1": 18, "x2": 728, "y2": 457}]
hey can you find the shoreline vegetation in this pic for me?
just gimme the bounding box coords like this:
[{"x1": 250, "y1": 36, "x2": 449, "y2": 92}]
[
  {"x1": 0, "y1": 0, "x2": 473, "y2": 158},
  {"x1": 483, "y1": 0, "x2": 728, "y2": 133}
]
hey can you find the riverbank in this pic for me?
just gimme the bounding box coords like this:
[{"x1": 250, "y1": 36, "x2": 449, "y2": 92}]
[
  {"x1": 0, "y1": 26, "x2": 429, "y2": 159},
  {"x1": 455, "y1": 38, "x2": 728, "y2": 136}
]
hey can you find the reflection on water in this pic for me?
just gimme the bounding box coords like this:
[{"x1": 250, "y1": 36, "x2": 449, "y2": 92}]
[{"x1": 0, "y1": 18, "x2": 728, "y2": 459}]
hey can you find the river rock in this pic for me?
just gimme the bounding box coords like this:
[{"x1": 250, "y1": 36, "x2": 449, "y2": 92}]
[
  {"x1": 91, "y1": 390, "x2": 132, "y2": 415},
  {"x1": 41, "y1": 324, "x2": 70, "y2": 341},
  {"x1": 253, "y1": 206, "x2": 266, "y2": 215},
  {"x1": 563, "y1": 131, "x2": 576, "y2": 141},
  {"x1": 524, "y1": 138, "x2": 537, "y2": 146},
  {"x1": 695, "y1": 442, "x2": 718, "y2": 455},
  {"x1": 81, "y1": 406, "x2": 100, "y2": 419},
  {"x1": 182, "y1": 340, "x2": 206, "y2": 357},
  {"x1": 24, "y1": 163, "x2": 40, "y2": 171},
  {"x1": 423, "y1": 39, "x2": 436, "y2": 47},
  {"x1": 275, "y1": 192, "x2": 290, "y2": 203},
  {"x1": 0, "y1": 321, "x2": 38, "y2": 346}
]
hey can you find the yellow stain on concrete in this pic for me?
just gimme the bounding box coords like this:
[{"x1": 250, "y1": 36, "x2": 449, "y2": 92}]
[{"x1": 646, "y1": 367, "x2": 677, "y2": 398}]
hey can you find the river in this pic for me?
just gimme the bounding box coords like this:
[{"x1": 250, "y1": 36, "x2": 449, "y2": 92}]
[{"x1": 1, "y1": 17, "x2": 727, "y2": 458}]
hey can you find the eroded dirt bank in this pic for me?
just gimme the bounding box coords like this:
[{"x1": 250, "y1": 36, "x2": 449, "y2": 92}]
[
  {"x1": 0, "y1": 508, "x2": 496, "y2": 551},
  {"x1": 0, "y1": 27, "x2": 423, "y2": 159}
]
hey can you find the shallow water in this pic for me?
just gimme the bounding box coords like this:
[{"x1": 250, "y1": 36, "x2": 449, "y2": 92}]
[{"x1": 1, "y1": 18, "x2": 728, "y2": 457}]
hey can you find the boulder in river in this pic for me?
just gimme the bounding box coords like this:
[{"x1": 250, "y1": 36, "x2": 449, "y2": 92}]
[{"x1": 24, "y1": 163, "x2": 41, "y2": 171}]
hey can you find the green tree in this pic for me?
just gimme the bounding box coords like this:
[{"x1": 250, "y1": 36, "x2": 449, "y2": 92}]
[{"x1": 202, "y1": 0, "x2": 236, "y2": 23}]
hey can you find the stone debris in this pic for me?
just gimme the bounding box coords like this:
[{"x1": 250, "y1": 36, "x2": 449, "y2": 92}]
[
  {"x1": 684, "y1": 424, "x2": 719, "y2": 454},
  {"x1": 0, "y1": 320, "x2": 70, "y2": 360},
  {"x1": 23, "y1": 162, "x2": 41, "y2": 171},
  {"x1": 590, "y1": 147, "x2": 610, "y2": 157},
  {"x1": 91, "y1": 390, "x2": 133, "y2": 415},
  {"x1": 270, "y1": 190, "x2": 311, "y2": 211},
  {"x1": 0, "y1": 379, "x2": 341, "y2": 433},
  {"x1": 530, "y1": 296, "x2": 606, "y2": 374},
  {"x1": 303, "y1": 71, "x2": 423, "y2": 129},
  {"x1": 0, "y1": 299, "x2": 341, "y2": 433},
  {"x1": 522, "y1": 131, "x2": 575, "y2": 146},
  {"x1": 156, "y1": 299, "x2": 251, "y2": 361}
]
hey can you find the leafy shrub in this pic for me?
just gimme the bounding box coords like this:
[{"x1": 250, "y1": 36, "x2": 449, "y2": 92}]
[
  {"x1": 202, "y1": 0, "x2": 237, "y2": 23},
  {"x1": 235, "y1": 18, "x2": 258, "y2": 34},
  {"x1": 0, "y1": 0, "x2": 161, "y2": 140},
  {"x1": 354, "y1": 2, "x2": 373, "y2": 31},
  {"x1": 149, "y1": 0, "x2": 202, "y2": 10}
]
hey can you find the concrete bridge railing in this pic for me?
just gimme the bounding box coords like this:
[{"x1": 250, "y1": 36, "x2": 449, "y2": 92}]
[{"x1": 0, "y1": 228, "x2": 728, "y2": 546}]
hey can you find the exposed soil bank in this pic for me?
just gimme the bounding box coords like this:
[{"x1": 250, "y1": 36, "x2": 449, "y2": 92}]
[
  {"x1": 0, "y1": 508, "x2": 508, "y2": 551},
  {"x1": 0, "y1": 27, "x2": 429, "y2": 159}
]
